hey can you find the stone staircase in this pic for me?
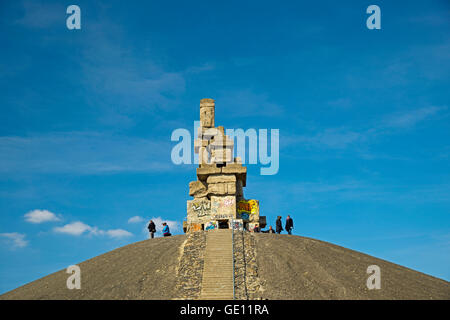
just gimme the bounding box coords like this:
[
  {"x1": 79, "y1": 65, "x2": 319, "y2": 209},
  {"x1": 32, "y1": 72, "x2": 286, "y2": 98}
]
[{"x1": 199, "y1": 229, "x2": 234, "y2": 300}]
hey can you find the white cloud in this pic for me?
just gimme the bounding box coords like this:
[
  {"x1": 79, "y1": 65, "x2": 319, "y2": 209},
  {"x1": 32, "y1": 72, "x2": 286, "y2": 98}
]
[
  {"x1": 383, "y1": 106, "x2": 447, "y2": 129},
  {"x1": 53, "y1": 221, "x2": 133, "y2": 239},
  {"x1": 53, "y1": 221, "x2": 92, "y2": 236},
  {"x1": 128, "y1": 216, "x2": 144, "y2": 224},
  {"x1": 24, "y1": 209, "x2": 61, "y2": 224},
  {"x1": 0, "y1": 233, "x2": 28, "y2": 248},
  {"x1": 144, "y1": 217, "x2": 180, "y2": 235},
  {"x1": 105, "y1": 229, "x2": 133, "y2": 238}
]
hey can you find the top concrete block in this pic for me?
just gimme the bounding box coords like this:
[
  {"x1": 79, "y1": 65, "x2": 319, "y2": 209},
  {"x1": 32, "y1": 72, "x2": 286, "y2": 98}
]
[
  {"x1": 200, "y1": 107, "x2": 214, "y2": 128},
  {"x1": 200, "y1": 98, "x2": 215, "y2": 108}
]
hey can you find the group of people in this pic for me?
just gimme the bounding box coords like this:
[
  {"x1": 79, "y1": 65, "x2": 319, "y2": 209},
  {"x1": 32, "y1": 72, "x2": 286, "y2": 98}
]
[
  {"x1": 147, "y1": 220, "x2": 171, "y2": 238},
  {"x1": 146, "y1": 215, "x2": 294, "y2": 238},
  {"x1": 262, "y1": 215, "x2": 294, "y2": 235}
]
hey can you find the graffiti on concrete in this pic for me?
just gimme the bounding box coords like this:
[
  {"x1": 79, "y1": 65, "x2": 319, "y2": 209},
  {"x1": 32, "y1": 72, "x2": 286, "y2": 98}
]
[
  {"x1": 192, "y1": 200, "x2": 211, "y2": 217},
  {"x1": 213, "y1": 214, "x2": 233, "y2": 220},
  {"x1": 205, "y1": 221, "x2": 218, "y2": 231},
  {"x1": 223, "y1": 198, "x2": 234, "y2": 207},
  {"x1": 211, "y1": 196, "x2": 235, "y2": 217},
  {"x1": 237, "y1": 199, "x2": 259, "y2": 221},
  {"x1": 232, "y1": 219, "x2": 243, "y2": 231},
  {"x1": 189, "y1": 223, "x2": 202, "y2": 232},
  {"x1": 240, "y1": 212, "x2": 249, "y2": 220}
]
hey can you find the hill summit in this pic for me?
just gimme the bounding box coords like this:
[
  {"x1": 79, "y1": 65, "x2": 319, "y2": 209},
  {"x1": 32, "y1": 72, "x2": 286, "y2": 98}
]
[{"x1": 1, "y1": 232, "x2": 448, "y2": 300}]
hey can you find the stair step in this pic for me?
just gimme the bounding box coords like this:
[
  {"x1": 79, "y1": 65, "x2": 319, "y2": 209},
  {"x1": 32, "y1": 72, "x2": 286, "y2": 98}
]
[
  {"x1": 203, "y1": 272, "x2": 233, "y2": 275},
  {"x1": 199, "y1": 229, "x2": 234, "y2": 300},
  {"x1": 201, "y1": 288, "x2": 234, "y2": 291}
]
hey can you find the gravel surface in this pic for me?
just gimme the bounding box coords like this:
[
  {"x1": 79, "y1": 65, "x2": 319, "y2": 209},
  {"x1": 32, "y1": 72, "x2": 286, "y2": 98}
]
[
  {"x1": 1, "y1": 235, "x2": 186, "y2": 300},
  {"x1": 1, "y1": 232, "x2": 448, "y2": 300},
  {"x1": 254, "y1": 233, "x2": 449, "y2": 299}
]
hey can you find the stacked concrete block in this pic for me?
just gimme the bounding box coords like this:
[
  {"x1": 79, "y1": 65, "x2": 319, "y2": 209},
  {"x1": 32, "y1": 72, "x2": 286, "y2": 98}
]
[
  {"x1": 196, "y1": 126, "x2": 234, "y2": 165},
  {"x1": 200, "y1": 98, "x2": 215, "y2": 128},
  {"x1": 187, "y1": 198, "x2": 211, "y2": 222},
  {"x1": 184, "y1": 98, "x2": 264, "y2": 233},
  {"x1": 206, "y1": 174, "x2": 236, "y2": 196},
  {"x1": 209, "y1": 135, "x2": 234, "y2": 164},
  {"x1": 210, "y1": 195, "x2": 236, "y2": 219},
  {"x1": 189, "y1": 180, "x2": 208, "y2": 199}
]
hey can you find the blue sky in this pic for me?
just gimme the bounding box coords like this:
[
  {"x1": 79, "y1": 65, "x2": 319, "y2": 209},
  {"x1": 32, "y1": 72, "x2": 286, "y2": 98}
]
[{"x1": 0, "y1": 0, "x2": 449, "y2": 294}]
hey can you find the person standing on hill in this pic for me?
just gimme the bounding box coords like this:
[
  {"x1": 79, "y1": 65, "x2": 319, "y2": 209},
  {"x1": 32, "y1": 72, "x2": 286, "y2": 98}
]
[
  {"x1": 147, "y1": 220, "x2": 156, "y2": 239},
  {"x1": 162, "y1": 222, "x2": 171, "y2": 237},
  {"x1": 276, "y1": 216, "x2": 283, "y2": 234},
  {"x1": 285, "y1": 215, "x2": 294, "y2": 235}
]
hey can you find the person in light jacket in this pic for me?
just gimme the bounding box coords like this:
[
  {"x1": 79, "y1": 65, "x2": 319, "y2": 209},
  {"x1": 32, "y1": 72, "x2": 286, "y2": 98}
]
[{"x1": 162, "y1": 222, "x2": 171, "y2": 237}]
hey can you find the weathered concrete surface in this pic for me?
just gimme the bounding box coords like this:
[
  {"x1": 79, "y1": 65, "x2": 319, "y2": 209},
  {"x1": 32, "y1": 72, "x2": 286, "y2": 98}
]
[
  {"x1": 175, "y1": 232, "x2": 206, "y2": 299},
  {"x1": 187, "y1": 198, "x2": 211, "y2": 224},
  {"x1": 207, "y1": 182, "x2": 236, "y2": 195},
  {"x1": 211, "y1": 196, "x2": 236, "y2": 218},
  {"x1": 234, "y1": 231, "x2": 263, "y2": 300},
  {"x1": 253, "y1": 233, "x2": 450, "y2": 300},
  {"x1": 0, "y1": 235, "x2": 186, "y2": 300},
  {"x1": 207, "y1": 174, "x2": 236, "y2": 184},
  {"x1": 189, "y1": 180, "x2": 208, "y2": 198},
  {"x1": 199, "y1": 98, "x2": 215, "y2": 128},
  {"x1": 197, "y1": 166, "x2": 221, "y2": 180}
]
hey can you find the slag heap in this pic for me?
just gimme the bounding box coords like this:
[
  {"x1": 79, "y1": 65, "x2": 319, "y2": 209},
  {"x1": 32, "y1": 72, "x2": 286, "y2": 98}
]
[{"x1": 183, "y1": 98, "x2": 266, "y2": 233}]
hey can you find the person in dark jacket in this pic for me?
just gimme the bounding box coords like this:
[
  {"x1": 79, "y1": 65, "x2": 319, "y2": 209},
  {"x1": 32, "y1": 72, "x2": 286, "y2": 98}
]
[
  {"x1": 276, "y1": 216, "x2": 283, "y2": 234},
  {"x1": 285, "y1": 215, "x2": 294, "y2": 235},
  {"x1": 147, "y1": 220, "x2": 156, "y2": 239},
  {"x1": 265, "y1": 226, "x2": 275, "y2": 234},
  {"x1": 262, "y1": 226, "x2": 275, "y2": 233}
]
